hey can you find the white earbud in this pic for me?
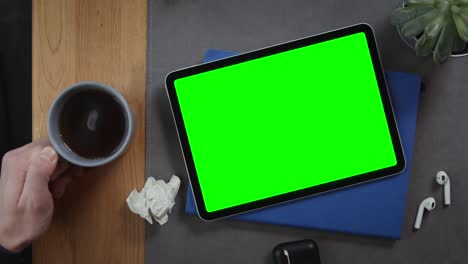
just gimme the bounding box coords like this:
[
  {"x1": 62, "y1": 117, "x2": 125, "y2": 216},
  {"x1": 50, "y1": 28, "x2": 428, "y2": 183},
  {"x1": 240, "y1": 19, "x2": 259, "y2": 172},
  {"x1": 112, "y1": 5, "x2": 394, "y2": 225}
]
[
  {"x1": 435, "y1": 171, "x2": 451, "y2": 206},
  {"x1": 414, "y1": 197, "x2": 436, "y2": 230}
]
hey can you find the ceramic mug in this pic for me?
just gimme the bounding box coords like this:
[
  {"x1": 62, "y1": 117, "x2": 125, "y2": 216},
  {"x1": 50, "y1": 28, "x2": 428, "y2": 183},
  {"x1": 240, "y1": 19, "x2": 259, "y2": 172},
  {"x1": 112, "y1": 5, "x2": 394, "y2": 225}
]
[{"x1": 47, "y1": 82, "x2": 134, "y2": 167}]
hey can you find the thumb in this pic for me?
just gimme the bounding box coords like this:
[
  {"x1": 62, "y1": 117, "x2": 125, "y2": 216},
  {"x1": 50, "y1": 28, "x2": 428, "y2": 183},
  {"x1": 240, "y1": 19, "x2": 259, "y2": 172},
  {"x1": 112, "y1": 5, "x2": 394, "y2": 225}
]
[{"x1": 22, "y1": 147, "x2": 58, "y2": 196}]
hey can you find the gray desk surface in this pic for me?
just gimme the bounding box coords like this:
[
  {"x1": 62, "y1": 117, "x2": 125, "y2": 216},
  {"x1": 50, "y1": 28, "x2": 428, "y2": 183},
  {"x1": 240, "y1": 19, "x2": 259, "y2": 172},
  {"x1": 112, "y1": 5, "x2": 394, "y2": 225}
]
[{"x1": 145, "y1": 0, "x2": 468, "y2": 263}]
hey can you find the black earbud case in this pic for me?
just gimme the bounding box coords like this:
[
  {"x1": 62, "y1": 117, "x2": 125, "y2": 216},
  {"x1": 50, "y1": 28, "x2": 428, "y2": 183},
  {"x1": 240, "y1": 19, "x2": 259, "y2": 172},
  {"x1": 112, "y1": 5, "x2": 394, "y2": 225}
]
[{"x1": 273, "y1": 239, "x2": 321, "y2": 264}]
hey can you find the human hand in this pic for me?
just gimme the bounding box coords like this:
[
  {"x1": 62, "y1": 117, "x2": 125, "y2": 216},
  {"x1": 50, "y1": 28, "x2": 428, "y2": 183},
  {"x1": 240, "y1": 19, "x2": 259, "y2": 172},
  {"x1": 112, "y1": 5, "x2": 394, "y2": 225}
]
[{"x1": 0, "y1": 139, "x2": 78, "y2": 253}]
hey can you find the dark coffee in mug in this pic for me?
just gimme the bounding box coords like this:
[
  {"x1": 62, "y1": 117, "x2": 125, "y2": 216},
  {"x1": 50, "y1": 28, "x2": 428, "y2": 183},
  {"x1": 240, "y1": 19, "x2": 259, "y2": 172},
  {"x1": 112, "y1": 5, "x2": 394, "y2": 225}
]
[{"x1": 58, "y1": 90, "x2": 126, "y2": 159}]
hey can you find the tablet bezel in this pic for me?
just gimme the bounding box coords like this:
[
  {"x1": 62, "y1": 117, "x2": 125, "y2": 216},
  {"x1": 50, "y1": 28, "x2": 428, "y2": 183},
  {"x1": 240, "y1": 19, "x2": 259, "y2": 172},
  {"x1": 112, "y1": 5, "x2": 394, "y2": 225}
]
[{"x1": 166, "y1": 23, "x2": 405, "y2": 221}]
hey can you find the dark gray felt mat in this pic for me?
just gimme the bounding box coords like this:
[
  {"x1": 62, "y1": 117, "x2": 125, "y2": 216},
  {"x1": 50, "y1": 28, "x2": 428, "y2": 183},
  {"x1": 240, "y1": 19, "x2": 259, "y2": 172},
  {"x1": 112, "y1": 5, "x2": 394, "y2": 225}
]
[{"x1": 145, "y1": 0, "x2": 468, "y2": 263}]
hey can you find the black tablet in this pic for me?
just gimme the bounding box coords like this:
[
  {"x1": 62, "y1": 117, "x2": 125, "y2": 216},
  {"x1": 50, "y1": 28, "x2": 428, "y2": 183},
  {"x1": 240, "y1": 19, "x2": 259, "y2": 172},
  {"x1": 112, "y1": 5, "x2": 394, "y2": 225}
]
[{"x1": 166, "y1": 24, "x2": 405, "y2": 220}]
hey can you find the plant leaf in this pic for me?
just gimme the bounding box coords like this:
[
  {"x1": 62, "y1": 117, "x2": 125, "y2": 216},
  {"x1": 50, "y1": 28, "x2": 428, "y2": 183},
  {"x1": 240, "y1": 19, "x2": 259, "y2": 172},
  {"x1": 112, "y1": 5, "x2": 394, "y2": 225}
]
[
  {"x1": 433, "y1": 23, "x2": 456, "y2": 63},
  {"x1": 415, "y1": 33, "x2": 438, "y2": 56},
  {"x1": 453, "y1": 11, "x2": 468, "y2": 42},
  {"x1": 457, "y1": 7, "x2": 468, "y2": 21},
  {"x1": 405, "y1": 0, "x2": 435, "y2": 6},
  {"x1": 424, "y1": 15, "x2": 444, "y2": 38},
  {"x1": 390, "y1": 6, "x2": 434, "y2": 26},
  {"x1": 401, "y1": 9, "x2": 439, "y2": 37},
  {"x1": 457, "y1": 0, "x2": 468, "y2": 7},
  {"x1": 452, "y1": 34, "x2": 467, "y2": 53}
]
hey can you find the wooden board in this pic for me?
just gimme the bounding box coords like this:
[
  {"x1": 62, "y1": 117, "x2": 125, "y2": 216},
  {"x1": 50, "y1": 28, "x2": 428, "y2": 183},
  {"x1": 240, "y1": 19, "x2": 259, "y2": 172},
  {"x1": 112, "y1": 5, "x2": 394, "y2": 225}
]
[{"x1": 32, "y1": 0, "x2": 146, "y2": 263}]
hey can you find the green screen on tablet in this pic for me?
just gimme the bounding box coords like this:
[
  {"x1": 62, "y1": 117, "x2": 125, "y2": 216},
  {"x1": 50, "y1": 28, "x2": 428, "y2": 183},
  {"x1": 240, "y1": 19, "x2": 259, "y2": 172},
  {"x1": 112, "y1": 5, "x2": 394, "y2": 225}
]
[{"x1": 166, "y1": 24, "x2": 404, "y2": 220}]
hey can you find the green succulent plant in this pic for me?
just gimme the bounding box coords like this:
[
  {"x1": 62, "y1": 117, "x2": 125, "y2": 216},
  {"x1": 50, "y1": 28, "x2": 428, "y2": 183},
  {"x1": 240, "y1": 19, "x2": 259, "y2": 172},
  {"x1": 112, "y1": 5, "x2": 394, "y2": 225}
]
[{"x1": 390, "y1": 0, "x2": 468, "y2": 63}]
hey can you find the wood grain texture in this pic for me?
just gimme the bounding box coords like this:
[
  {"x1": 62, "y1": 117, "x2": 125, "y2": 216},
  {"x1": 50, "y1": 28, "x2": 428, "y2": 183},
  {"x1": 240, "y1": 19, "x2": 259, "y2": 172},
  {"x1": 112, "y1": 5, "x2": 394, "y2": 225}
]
[{"x1": 32, "y1": 0, "x2": 146, "y2": 263}]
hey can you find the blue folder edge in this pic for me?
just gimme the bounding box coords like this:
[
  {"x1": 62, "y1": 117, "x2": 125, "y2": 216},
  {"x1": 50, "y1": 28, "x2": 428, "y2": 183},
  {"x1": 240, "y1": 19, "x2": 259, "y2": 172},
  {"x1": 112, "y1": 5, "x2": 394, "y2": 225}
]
[{"x1": 185, "y1": 49, "x2": 421, "y2": 239}]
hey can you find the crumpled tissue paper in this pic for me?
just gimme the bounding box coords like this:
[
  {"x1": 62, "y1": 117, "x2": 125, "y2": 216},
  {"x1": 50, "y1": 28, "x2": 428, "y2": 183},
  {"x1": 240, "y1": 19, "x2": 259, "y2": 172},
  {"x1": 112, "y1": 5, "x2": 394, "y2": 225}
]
[{"x1": 126, "y1": 175, "x2": 180, "y2": 225}]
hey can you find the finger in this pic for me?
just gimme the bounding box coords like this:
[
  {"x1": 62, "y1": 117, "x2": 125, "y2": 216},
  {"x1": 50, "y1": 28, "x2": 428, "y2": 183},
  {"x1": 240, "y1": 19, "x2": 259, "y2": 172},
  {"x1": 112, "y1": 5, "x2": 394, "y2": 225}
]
[
  {"x1": 51, "y1": 174, "x2": 73, "y2": 199},
  {"x1": 8, "y1": 138, "x2": 51, "y2": 156},
  {"x1": 1, "y1": 149, "x2": 32, "y2": 205},
  {"x1": 50, "y1": 160, "x2": 70, "y2": 181},
  {"x1": 1, "y1": 139, "x2": 55, "y2": 205},
  {"x1": 21, "y1": 147, "x2": 58, "y2": 200},
  {"x1": 30, "y1": 137, "x2": 50, "y2": 147},
  {"x1": 50, "y1": 166, "x2": 81, "y2": 199},
  {"x1": 1, "y1": 138, "x2": 53, "y2": 182},
  {"x1": 0, "y1": 148, "x2": 27, "y2": 198}
]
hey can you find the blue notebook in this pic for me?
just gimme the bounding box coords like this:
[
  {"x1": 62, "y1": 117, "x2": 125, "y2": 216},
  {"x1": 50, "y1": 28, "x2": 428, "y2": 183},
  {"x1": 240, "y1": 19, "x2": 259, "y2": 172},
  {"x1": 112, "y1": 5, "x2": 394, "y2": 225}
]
[{"x1": 185, "y1": 49, "x2": 421, "y2": 239}]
